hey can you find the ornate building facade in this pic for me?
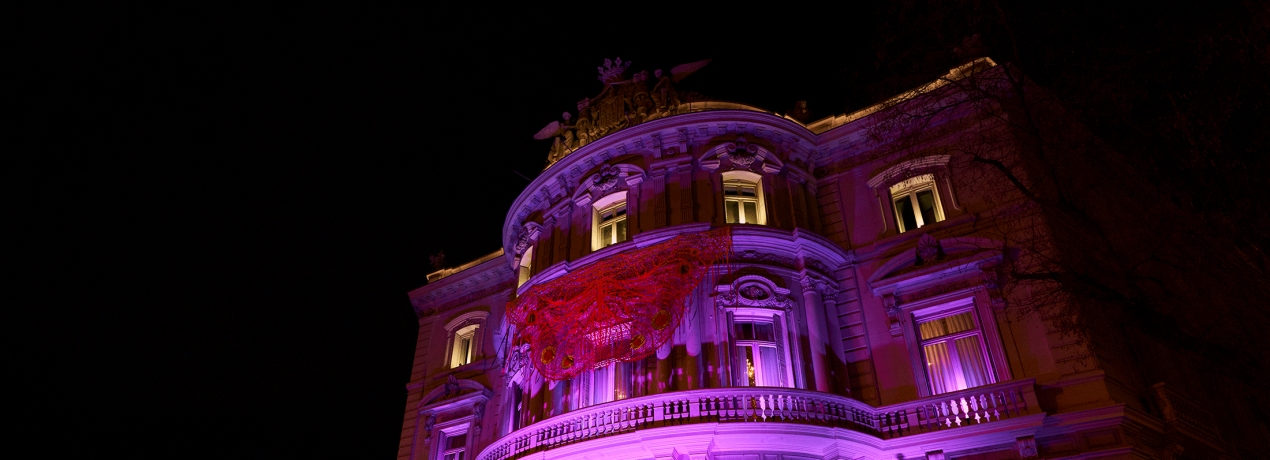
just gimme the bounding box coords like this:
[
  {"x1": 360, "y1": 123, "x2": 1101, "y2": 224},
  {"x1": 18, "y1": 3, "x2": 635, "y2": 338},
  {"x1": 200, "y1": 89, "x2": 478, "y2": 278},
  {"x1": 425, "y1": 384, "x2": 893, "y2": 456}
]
[{"x1": 398, "y1": 58, "x2": 1253, "y2": 460}]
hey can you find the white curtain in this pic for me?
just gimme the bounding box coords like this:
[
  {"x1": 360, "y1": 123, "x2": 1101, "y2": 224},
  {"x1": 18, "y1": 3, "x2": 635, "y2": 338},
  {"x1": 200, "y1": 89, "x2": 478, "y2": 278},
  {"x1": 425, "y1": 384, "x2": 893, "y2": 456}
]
[
  {"x1": 592, "y1": 365, "x2": 610, "y2": 406},
  {"x1": 924, "y1": 342, "x2": 956, "y2": 395},
  {"x1": 955, "y1": 336, "x2": 990, "y2": 389},
  {"x1": 758, "y1": 346, "x2": 779, "y2": 386}
]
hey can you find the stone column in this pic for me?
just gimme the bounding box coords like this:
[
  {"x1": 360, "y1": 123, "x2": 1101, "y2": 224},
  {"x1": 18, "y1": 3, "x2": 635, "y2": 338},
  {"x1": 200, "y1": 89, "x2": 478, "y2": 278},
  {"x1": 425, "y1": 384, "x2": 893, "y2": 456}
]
[
  {"x1": 650, "y1": 169, "x2": 668, "y2": 228},
  {"x1": 800, "y1": 272, "x2": 832, "y2": 392},
  {"x1": 676, "y1": 164, "x2": 694, "y2": 225},
  {"x1": 819, "y1": 279, "x2": 849, "y2": 394},
  {"x1": 553, "y1": 207, "x2": 571, "y2": 265},
  {"x1": 624, "y1": 175, "x2": 643, "y2": 237}
]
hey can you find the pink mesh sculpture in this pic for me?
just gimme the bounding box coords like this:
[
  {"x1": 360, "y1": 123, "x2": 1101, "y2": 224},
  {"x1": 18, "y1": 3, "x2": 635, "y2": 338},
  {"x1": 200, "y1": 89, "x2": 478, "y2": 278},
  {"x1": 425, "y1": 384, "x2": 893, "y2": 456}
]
[{"x1": 507, "y1": 228, "x2": 731, "y2": 380}]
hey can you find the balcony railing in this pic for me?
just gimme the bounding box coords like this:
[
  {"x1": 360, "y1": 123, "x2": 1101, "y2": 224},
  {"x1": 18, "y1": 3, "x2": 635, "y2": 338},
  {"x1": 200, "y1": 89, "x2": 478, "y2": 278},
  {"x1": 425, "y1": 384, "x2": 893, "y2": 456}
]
[
  {"x1": 477, "y1": 379, "x2": 1037, "y2": 460},
  {"x1": 1148, "y1": 383, "x2": 1222, "y2": 441}
]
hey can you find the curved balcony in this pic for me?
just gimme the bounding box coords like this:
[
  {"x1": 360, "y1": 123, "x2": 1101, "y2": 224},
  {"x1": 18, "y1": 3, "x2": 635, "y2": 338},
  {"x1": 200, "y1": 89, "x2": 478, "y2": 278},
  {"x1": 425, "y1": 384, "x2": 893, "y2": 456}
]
[{"x1": 477, "y1": 379, "x2": 1039, "y2": 460}]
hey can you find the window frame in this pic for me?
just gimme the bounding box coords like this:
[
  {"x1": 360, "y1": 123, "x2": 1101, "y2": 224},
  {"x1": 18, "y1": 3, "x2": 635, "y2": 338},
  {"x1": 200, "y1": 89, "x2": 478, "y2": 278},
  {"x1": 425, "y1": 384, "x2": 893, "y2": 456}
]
[
  {"x1": 440, "y1": 431, "x2": 468, "y2": 460},
  {"x1": 591, "y1": 192, "x2": 629, "y2": 251},
  {"x1": 889, "y1": 173, "x2": 945, "y2": 233},
  {"x1": 516, "y1": 246, "x2": 533, "y2": 288},
  {"x1": 450, "y1": 324, "x2": 478, "y2": 368},
  {"x1": 915, "y1": 308, "x2": 994, "y2": 395},
  {"x1": 728, "y1": 308, "x2": 795, "y2": 388},
  {"x1": 443, "y1": 312, "x2": 488, "y2": 370},
  {"x1": 901, "y1": 296, "x2": 1008, "y2": 397},
  {"x1": 721, "y1": 170, "x2": 767, "y2": 226}
]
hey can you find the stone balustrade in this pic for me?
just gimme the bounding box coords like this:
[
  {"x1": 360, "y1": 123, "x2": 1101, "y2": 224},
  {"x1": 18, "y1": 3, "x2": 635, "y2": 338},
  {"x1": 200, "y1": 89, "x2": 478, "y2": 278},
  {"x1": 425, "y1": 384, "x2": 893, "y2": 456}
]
[
  {"x1": 1148, "y1": 382, "x2": 1222, "y2": 441},
  {"x1": 476, "y1": 379, "x2": 1037, "y2": 460}
]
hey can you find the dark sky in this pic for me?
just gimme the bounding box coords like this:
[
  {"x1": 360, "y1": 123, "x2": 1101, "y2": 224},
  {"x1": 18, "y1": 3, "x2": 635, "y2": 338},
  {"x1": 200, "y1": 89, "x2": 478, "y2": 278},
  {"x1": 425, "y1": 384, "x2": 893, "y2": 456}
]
[{"x1": 38, "y1": 8, "x2": 882, "y2": 458}]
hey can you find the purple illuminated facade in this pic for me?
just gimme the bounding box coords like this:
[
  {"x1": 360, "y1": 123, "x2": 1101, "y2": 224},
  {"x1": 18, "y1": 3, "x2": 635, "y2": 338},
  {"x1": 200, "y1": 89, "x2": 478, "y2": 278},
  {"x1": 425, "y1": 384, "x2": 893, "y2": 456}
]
[{"x1": 399, "y1": 59, "x2": 1255, "y2": 460}]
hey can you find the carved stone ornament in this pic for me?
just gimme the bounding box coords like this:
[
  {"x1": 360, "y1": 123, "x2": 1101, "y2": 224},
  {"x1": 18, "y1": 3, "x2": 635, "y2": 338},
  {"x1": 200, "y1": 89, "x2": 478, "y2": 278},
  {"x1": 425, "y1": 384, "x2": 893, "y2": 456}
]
[
  {"x1": 883, "y1": 293, "x2": 904, "y2": 337},
  {"x1": 925, "y1": 451, "x2": 945, "y2": 460},
  {"x1": 505, "y1": 346, "x2": 529, "y2": 375},
  {"x1": 916, "y1": 233, "x2": 944, "y2": 264},
  {"x1": 799, "y1": 273, "x2": 838, "y2": 304},
  {"x1": 471, "y1": 401, "x2": 487, "y2": 435},
  {"x1": 1016, "y1": 435, "x2": 1039, "y2": 459},
  {"x1": 725, "y1": 137, "x2": 760, "y2": 166},
  {"x1": 740, "y1": 285, "x2": 768, "y2": 300},
  {"x1": 444, "y1": 374, "x2": 461, "y2": 398},
  {"x1": 716, "y1": 277, "x2": 795, "y2": 311},
  {"x1": 978, "y1": 261, "x2": 1007, "y2": 309},
  {"x1": 423, "y1": 413, "x2": 436, "y2": 441},
  {"x1": 732, "y1": 250, "x2": 796, "y2": 270},
  {"x1": 592, "y1": 164, "x2": 620, "y2": 193}
]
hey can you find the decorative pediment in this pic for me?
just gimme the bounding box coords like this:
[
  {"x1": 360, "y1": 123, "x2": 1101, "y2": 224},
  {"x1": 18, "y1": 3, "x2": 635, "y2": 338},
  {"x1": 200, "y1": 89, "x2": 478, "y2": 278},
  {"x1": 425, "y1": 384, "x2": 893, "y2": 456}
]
[
  {"x1": 417, "y1": 375, "x2": 493, "y2": 411},
  {"x1": 571, "y1": 163, "x2": 647, "y2": 207},
  {"x1": 870, "y1": 236, "x2": 1003, "y2": 286},
  {"x1": 716, "y1": 275, "x2": 795, "y2": 311}
]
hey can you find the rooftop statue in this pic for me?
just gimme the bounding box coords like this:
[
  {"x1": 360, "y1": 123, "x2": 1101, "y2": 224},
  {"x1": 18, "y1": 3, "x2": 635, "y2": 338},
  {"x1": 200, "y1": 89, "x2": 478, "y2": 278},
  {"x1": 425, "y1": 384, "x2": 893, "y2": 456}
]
[{"x1": 534, "y1": 58, "x2": 712, "y2": 168}]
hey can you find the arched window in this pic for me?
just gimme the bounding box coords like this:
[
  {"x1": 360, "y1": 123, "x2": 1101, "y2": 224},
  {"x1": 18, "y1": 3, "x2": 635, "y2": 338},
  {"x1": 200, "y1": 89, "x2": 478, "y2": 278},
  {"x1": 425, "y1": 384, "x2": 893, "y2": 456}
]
[
  {"x1": 517, "y1": 246, "x2": 533, "y2": 287},
  {"x1": 592, "y1": 192, "x2": 628, "y2": 250},
  {"x1": 444, "y1": 312, "x2": 488, "y2": 369},
  {"x1": 890, "y1": 173, "x2": 945, "y2": 232},
  {"x1": 721, "y1": 170, "x2": 767, "y2": 226}
]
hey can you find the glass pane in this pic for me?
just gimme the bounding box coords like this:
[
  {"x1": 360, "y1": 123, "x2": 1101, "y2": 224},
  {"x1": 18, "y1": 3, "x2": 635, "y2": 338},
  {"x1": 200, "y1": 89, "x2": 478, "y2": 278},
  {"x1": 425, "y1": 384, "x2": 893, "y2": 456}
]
[
  {"x1": 917, "y1": 190, "x2": 938, "y2": 226},
  {"x1": 601, "y1": 225, "x2": 612, "y2": 247},
  {"x1": 725, "y1": 184, "x2": 739, "y2": 195},
  {"x1": 743, "y1": 202, "x2": 758, "y2": 224},
  {"x1": 758, "y1": 346, "x2": 779, "y2": 386},
  {"x1": 726, "y1": 200, "x2": 739, "y2": 223},
  {"x1": 616, "y1": 220, "x2": 626, "y2": 243},
  {"x1": 742, "y1": 346, "x2": 757, "y2": 386},
  {"x1": 740, "y1": 185, "x2": 757, "y2": 197},
  {"x1": 919, "y1": 312, "x2": 976, "y2": 340},
  {"x1": 616, "y1": 361, "x2": 632, "y2": 400},
  {"x1": 458, "y1": 337, "x2": 471, "y2": 365},
  {"x1": 895, "y1": 196, "x2": 917, "y2": 232},
  {"x1": 924, "y1": 342, "x2": 957, "y2": 395},
  {"x1": 754, "y1": 323, "x2": 774, "y2": 342},
  {"x1": 446, "y1": 433, "x2": 467, "y2": 450},
  {"x1": 954, "y1": 335, "x2": 990, "y2": 388},
  {"x1": 615, "y1": 205, "x2": 626, "y2": 217}
]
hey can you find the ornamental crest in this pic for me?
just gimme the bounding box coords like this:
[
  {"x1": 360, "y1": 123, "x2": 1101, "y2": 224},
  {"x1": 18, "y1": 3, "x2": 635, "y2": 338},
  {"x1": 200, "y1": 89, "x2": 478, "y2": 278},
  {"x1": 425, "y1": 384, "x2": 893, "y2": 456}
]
[
  {"x1": 717, "y1": 275, "x2": 795, "y2": 311},
  {"x1": 592, "y1": 164, "x2": 620, "y2": 193},
  {"x1": 725, "y1": 137, "x2": 760, "y2": 167}
]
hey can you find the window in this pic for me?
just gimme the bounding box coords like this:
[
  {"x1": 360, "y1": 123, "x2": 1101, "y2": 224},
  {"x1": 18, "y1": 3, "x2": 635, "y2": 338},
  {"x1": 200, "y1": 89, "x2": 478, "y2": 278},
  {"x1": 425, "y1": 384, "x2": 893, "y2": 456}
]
[
  {"x1": 733, "y1": 320, "x2": 786, "y2": 387},
  {"x1": 890, "y1": 173, "x2": 944, "y2": 232},
  {"x1": 724, "y1": 181, "x2": 760, "y2": 224},
  {"x1": 517, "y1": 246, "x2": 533, "y2": 287},
  {"x1": 721, "y1": 170, "x2": 766, "y2": 225},
  {"x1": 596, "y1": 202, "x2": 627, "y2": 249},
  {"x1": 592, "y1": 192, "x2": 629, "y2": 251},
  {"x1": 917, "y1": 310, "x2": 993, "y2": 395},
  {"x1": 441, "y1": 432, "x2": 467, "y2": 460},
  {"x1": 450, "y1": 324, "x2": 478, "y2": 368}
]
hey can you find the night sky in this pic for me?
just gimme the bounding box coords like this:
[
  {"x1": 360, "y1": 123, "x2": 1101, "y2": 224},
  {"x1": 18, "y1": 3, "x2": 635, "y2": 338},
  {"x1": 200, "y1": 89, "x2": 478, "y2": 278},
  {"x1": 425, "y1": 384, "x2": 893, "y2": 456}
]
[
  {"x1": 36, "y1": 4, "x2": 1264, "y2": 459},
  {"x1": 37, "y1": 8, "x2": 876, "y2": 458}
]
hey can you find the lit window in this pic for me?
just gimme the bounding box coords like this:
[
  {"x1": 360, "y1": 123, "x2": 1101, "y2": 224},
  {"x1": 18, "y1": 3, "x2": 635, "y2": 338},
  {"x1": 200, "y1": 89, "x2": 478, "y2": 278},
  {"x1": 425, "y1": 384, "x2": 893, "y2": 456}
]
[
  {"x1": 595, "y1": 201, "x2": 627, "y2": 250},
  {"x1": 890, "y1": 174, "x2": 944, "y2": 232},
  {"x1": 441, "y1": 432, "x2": 467, "y2": 460},
  {"x1": 517, "y1": 246, "x2": 533, "y2": 288},
  {"x1": 918, "y1": 310, "x2": 993, "y2": 395},
  {"x1": 724, "y1": 181, "x2": 761, "y2": 224},
  {"x1": 450, "y1": 324, "x2": 478, "y2": 368},
  {"x1": 734, "y1": 320, "x2": 784, "y2": 387},
  {"x1": 721, "y1": 170, "x2": 766, "y2": 225}
]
